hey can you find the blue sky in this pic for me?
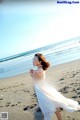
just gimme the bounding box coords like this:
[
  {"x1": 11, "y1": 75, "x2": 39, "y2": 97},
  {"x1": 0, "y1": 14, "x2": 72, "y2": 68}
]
[{"x1": 0, "y1": 1, "x2": 80, "y2": 59}]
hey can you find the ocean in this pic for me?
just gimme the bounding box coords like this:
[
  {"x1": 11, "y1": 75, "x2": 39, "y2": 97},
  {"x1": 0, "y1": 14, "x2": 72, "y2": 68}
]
[{"x1": 0, "y1": 37, "x2": 80, "y2": 79}]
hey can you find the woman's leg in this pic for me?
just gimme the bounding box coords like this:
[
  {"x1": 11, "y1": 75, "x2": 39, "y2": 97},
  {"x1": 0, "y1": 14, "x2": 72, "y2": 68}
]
[{"x1": 55, "y1": 108, "x2": 62, "y2": 120}]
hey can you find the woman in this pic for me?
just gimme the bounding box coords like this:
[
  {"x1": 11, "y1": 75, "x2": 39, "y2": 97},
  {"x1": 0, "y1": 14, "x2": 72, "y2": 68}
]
[{"x1": 29, "y1": 53, "x2": 80, "y2": 120}]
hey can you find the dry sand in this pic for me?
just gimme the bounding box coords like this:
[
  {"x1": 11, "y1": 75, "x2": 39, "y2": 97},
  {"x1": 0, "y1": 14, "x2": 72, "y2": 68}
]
[{"x1": 0, "y1": 59, "x2": 80, "y2": 120}]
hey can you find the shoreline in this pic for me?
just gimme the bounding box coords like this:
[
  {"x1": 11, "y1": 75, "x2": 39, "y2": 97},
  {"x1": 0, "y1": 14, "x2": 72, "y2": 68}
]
[
  {"x1": 0, "y1": 59, "x2": 80, "y2": 120},
  {"x1": 0, "y1": 58, "x2": 80, "y2": 80}
]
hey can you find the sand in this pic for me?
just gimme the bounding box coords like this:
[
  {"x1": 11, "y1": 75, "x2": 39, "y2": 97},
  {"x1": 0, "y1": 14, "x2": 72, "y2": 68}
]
[{"x1": 0, "y1": 59, "x2": 80, "y2": 120}]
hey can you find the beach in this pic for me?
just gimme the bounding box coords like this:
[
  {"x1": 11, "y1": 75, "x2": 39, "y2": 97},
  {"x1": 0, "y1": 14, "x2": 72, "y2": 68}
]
[{"x1": 0, "y1": 59, "x2": 80, "y2": 120}]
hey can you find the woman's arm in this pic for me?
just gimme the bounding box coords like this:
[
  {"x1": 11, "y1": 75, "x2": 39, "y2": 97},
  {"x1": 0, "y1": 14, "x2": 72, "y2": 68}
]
[{"x1": 29, "y1": 69, "x2": 44, "y2": 80}]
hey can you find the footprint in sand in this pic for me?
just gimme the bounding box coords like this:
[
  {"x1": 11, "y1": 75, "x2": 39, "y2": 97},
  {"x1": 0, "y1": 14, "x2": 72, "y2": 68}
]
[
  {"x1": 71, "y1": 88, "x2": 77, "y2": 92},
  {"x1": 70, "y1": 83, "x2": 74, "y2": 85},
  {"x1": 11, "y1": 103, "x2": 18, "y2": 107},
  {"x1": 23, "y1": 103, "x2": 37, "y2": 111},
  {"x1": 22, "y1": 89, "x2": 30, "y2": 93},
  {"x1": 5, "y1": 104, "x2": 10, "y2": 107},
  {"x1": 13, "y1": 90, "x2": 18, "y2": 93},
  {"x1": 5, "y1": 102, "x2": 19, "y2": 107},
  {"x1": 0, "y1": 98, "x2": 3, "y2": 100},
  {"x1": 59, "y1": 86, "x2": 69, "y2": 94},
  {"x1": 21, "y1": 83, "x2": 25, "y2": 86},
  {"x1": 71, "y1": 96, "x2": 78, "y2": 99},
  {"x1": 5, "y1": 102, "x2": 11, "y2": 107},
  {"x1": 78, "y1": 101, "x2": 80, "y2": 104},
  {"x1": 77, "y1": 92, "x2": 80, "y2": 94},
  {"x1": 4, "y1": 90, "x2": 7, "y2": 92},
  {"x1": 0, "y1": 88, "x2": 6, "y2": 91},
  {"x1": 32, "y1": 97, "x2": 36, "y2": 100},
  {"x1": 33, "y1": 93, "x2": 37, "y2": 97},
  {"x1": 63, "y1": 91, "x2": 68, "y2": 94},
  {"x1": 18, "y1": 102, "x2": 21, "y2": 104},
  {"x1": 59, "y1": 78, "x2": 64, "y2": 81},
  {"x1": 75, "y1": 85, "x2": 78, "y2": 86},
  {"x1": 67, "y1": 116, "x2": 70, "y2": 118},
  {"x1": 77, "y1": 87, "x2": 80, "y2": 90},
  {"x1": 0, "y1": 89, "x2": 3, "y2": 91},
  {"x1": 0, "y1": 105, "x2": 3, "y2": 108},
  {"x1": 7, "y1": 102, "x2": 21, "y2": 107}
]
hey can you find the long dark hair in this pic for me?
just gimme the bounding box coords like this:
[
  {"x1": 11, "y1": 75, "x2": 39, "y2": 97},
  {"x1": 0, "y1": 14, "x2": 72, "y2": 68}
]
[{"x1": 35, "y1": 53, "x2": 50, "y2": 70}]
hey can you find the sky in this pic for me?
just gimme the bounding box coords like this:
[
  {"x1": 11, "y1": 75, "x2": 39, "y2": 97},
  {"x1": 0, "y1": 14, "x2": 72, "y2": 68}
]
[{"x1": 0, "y1": 1, "x2": 80, "y2": 59}]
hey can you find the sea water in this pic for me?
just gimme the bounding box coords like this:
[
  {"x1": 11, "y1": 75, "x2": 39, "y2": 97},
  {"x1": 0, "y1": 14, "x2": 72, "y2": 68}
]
[
  {"x1": 0, "y1": 38, "x2": 80, "y2": 79},
  {"x1": 0, "y1": 2, "x2": 80, "y2": 79}
]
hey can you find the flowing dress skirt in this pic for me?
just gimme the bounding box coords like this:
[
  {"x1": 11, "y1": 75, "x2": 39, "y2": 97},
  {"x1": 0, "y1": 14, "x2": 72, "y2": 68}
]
[{"x1": 34, "y1": 80, "x2": 80, "y2": 120}]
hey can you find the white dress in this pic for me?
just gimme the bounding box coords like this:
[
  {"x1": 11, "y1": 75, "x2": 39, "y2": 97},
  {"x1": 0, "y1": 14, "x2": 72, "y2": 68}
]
[{"x1": 33, "y1": 72, "x2": 80, "y2": 120}]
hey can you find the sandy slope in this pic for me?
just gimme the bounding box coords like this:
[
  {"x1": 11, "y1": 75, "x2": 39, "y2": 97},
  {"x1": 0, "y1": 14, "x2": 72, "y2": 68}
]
[{"x1": 0, "y1": 59, "x2": 80, "y2": 120}]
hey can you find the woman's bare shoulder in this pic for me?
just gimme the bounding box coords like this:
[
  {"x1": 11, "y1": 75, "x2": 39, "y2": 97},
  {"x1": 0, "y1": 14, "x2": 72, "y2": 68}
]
[{"x1": 33, "y1": 68, "x2": 45, "y2": 80}]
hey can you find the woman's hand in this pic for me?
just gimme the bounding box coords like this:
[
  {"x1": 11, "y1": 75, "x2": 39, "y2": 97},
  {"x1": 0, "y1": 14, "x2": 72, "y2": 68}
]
[
  {"x1": 30, "y1": 69, "x2": 34, "y2": 73},
  {"x1": 29, "y1": 69, "x2": 34, "y2": 77}
]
